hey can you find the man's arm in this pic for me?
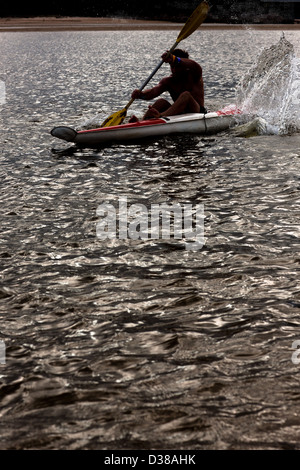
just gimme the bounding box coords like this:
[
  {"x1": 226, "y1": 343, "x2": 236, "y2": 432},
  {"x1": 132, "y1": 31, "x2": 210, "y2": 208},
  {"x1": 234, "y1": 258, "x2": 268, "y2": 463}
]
[{"x1": 131, "y1": 78, "x2": 170, "y2": 101}]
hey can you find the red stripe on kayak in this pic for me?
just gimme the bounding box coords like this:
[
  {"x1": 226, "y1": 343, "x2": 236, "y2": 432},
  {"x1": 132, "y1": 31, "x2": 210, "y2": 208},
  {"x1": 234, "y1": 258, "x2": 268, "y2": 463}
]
[
  {"x1": 216, "y1": 106, "x2": 242, "y2": 116},
  {"x1": 78, "y1": 118, "x2": 166, "y2": 134}
]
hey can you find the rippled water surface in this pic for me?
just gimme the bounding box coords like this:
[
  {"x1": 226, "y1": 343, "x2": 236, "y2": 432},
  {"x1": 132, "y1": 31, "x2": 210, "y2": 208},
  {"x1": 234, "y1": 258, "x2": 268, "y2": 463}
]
[{"x1": 0, "y1": 29, "x2": 300, "y2": 450}]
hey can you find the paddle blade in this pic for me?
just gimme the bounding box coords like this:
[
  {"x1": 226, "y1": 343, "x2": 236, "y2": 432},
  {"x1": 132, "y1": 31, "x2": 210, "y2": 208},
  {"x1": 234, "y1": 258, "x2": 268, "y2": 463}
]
[
  {"x1": 101, "y1": 108, "x2": 127, "y2": 127},
  {"x1": 177, "y1": 1, "x2": 210, "y2": 43}
]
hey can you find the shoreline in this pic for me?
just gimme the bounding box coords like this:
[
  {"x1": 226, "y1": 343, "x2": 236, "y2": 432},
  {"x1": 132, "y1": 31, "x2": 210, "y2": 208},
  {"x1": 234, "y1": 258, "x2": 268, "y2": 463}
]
[{"x1": 0, "y1": 17, "x2": 300, "y2": 32}]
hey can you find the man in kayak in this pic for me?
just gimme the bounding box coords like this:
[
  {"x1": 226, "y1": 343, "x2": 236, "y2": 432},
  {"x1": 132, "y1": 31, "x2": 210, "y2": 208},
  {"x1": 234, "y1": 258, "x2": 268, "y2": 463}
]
[{"x1": 129, "y1": 49, "x2": 206, "y2": 122}]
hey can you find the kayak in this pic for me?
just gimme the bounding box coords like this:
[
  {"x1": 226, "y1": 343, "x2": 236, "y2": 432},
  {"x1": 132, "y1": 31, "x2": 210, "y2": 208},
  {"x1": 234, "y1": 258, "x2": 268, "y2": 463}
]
[{"x1": 51, "y1": 106, "x2": 242, "y2": 146}]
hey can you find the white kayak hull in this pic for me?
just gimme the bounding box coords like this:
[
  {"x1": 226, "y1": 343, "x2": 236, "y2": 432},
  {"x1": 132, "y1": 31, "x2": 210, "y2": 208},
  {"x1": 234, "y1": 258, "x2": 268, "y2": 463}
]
[{"x1": 51, "y1": 107, "x2": 241, "y2": 146}]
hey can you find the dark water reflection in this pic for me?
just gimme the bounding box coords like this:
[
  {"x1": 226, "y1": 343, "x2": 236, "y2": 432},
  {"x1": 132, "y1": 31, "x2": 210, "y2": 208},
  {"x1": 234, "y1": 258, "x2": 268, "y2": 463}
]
[{"x1": 0, "y1": 30, "x2": 300, "y2": 450}]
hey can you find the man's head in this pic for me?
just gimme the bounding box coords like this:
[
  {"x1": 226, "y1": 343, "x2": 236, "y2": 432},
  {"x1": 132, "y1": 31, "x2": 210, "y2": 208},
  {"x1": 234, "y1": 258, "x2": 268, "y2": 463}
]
[
  {"x1": 173, "y1": 49, "x2": 189, "y2": 59},
  {"x1": 170, "y1": 49, "x2": 189, "y2": 74}
]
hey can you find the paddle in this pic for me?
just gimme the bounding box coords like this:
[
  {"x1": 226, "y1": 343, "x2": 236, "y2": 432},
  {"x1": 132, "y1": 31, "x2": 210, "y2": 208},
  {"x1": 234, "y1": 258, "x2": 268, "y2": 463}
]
[{"x1": 101, "y1": 1, "x2": 210, "y2": 128}]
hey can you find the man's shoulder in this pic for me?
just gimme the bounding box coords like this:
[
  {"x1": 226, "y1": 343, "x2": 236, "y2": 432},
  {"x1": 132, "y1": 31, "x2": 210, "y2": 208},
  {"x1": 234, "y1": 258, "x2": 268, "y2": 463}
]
[
  {"x1": 185, "y1": 58, "x2": 202, "y2": 69},
  {"x1": 184, "y1": 59, "x2": 202, "y2": 77},
  {"x1": 160, "y1": 76, "x2": 172, "y2": 83},
  {"x1": 158, "y1": 76, "x2": 173, "y2": 88}
]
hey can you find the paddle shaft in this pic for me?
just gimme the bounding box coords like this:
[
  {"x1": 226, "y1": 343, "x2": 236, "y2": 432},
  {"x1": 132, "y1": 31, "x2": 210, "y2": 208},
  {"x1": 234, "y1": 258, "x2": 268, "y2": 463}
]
[{"x1": 124, "y1": 40, "x2": 180, "y2": 111}]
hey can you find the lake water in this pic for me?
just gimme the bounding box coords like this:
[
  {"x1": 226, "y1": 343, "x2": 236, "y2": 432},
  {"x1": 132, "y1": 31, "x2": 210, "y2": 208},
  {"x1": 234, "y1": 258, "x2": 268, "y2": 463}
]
[{"x1": 0, "y1": 28, "x2": 300, "y2": 450}]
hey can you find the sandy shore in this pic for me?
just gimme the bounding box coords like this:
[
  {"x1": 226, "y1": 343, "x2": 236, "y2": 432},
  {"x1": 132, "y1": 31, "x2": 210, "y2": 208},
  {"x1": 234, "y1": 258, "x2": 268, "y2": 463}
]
[{"x1": 0, "y1": 16, "x2": 300, "y2": 32}]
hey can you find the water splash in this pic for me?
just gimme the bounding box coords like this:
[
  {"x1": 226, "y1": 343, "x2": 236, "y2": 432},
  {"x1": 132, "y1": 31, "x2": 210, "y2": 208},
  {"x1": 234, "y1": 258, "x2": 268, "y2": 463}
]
[{"x1": 236, "y1": 34, "x2": 300, "y2": 135}]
